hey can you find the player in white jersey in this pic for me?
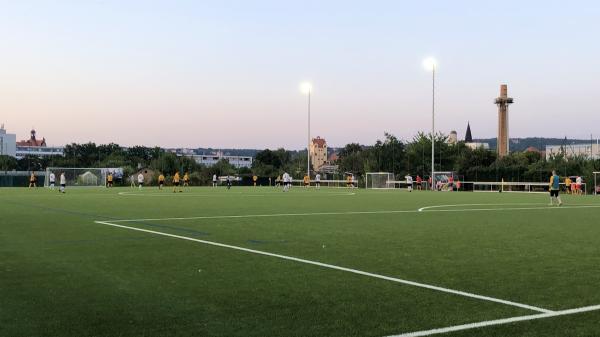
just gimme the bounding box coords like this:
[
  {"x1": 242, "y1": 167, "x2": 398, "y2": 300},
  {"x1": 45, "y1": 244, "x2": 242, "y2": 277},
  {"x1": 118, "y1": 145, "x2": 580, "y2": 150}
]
[
  {"x1": 137, "y1": 173, "x2": 144, "y2": 189},
  {"x1": 212, "y1": 174, "x2": 218, "y2": 187},
  {"x1": 49, "y1": 172, "x2": 56, "y2": 190},
  {"x1": 283, "y1": 172, "x2": 290, "y2": 192},
  {"x1": 315, "y1": 173, "x2": 321, "y2": 189},
  {"x1": 405, "y1": 174, "x2": 413, "y2": 192},
  {"x1": 59, "y1": 172, "x2": 66, "y2": 193}
]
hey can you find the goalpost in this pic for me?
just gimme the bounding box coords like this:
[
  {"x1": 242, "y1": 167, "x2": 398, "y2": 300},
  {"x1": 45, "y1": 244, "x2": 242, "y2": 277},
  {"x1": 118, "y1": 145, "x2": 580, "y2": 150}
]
[
  {"x1": 44, "y1": 167, "x2": 118, "y2": 187},
  {"x1": 365, "y1": 172, "x2": 395, "y2": 189}
]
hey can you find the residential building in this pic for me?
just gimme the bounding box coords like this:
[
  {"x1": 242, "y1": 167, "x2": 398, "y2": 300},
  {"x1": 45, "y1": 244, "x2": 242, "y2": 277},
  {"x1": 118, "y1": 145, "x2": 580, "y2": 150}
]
[
  {"x1": 192, "y1": 151, "x2": 253, "y2": 168},
  {"x1": 545, "y1": 143, "x2": 600, "y2": 160},
  {"x1": 0, "y1": 124, "x2": 17, "y2": 157}
]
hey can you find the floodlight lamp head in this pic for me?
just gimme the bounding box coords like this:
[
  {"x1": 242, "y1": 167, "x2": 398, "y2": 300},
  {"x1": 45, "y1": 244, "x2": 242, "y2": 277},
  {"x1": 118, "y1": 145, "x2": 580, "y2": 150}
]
[
  {"x1": 300, "y1": 82, "x2": 312, "y2": 95},
  {"x1": 422, "y1": 57, "x2": 437, "y2": 71}
]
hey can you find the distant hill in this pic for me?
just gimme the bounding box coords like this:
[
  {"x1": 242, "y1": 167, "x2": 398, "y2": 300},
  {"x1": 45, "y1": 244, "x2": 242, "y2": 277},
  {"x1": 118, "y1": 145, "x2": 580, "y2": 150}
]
[{"x1": 473, "y1": 138, "x2": 596, "y2": 152}]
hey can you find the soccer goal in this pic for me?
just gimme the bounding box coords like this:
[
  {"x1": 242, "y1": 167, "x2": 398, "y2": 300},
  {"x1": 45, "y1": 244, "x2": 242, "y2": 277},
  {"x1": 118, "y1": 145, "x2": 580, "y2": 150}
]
[
  {"x1": 44, "y1": 167, "x2": 115, "y2": 187},
  {"x1": 365, "y1": 172, "x2": 395, "y2": 189}
]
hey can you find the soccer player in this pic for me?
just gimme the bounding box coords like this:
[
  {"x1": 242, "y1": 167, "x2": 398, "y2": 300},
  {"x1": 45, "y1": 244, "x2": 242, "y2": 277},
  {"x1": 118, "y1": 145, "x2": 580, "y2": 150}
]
[
  {"x1": 565, "y1": 177, "x2": 571, "y2": 194},
  {"x1": 212, "y1": 174, "x2": 218, "y2": 187},
  {"x1": 130, "y1": 174, "x2": 136, "y2": 188},
  {"x1": 576, "y1": 176, "x2": 583, "y2": 195},
  {"x1": 303, "y1": 174, "x2": 310, "y2": 188},
  {"x1": 137, "y1": 172, "x2": 144, "y2": 189},
  {"x1": 252, "y1": 174, "x2": 258, "y2": 187},
  {"x1": 448, "y1": 175, "x2": 454, "y2": 192},
  {"x1": 350, "y1": 174, "x2": 356, "y2": 188},
  {"x1": 183, "y1": 172, "x2": 190, "y2": 187},
  {"x1": 226, "y1": 176, "x2": 232, "y2": 190},
  {"x1": 173, "y1": 171, "x2": 182, "y2": 193},
  {"x1": 276, "y1": 175, "x2": 282, "y2": 187},
  {"x1": 107, "y1": 172, "x2": 114, "y2": 188},
  {"x1": 416, "y1": 175, "x2": 422, "y2": 190},
  {"x1": 158, "y1": 173, "x2": 165, "y2": 190},
  {"x1": 549, "y1": 170, "x2": 563, "y2": 206},
  {"x1": 346, "y1": 174, "x2": 352, "y2": 188},
  {"x1": 315, "y1": 173, "x2": 321, "y2": 189},
  {"x1": 282, "y1": 172, "x2": 290, "y2": 192},
  {"x1": 405, "y1": 174, "x2": 413, "y2": 192},
  {"x1": 49, "y1": 172, "x2": 56, "y2": 190},
  {"x1": 59, "y1": 172, "x2": 66, "y2": 193},
  {"x1": 29, "y1": 171, "x2": 37, "y2": 188}
]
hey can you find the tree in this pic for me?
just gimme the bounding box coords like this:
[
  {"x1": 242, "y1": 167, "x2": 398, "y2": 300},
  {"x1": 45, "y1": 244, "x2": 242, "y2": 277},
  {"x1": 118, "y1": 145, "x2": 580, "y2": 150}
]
[{"x1": 0, "y1": 155, "x2": 17, "y2": 171}]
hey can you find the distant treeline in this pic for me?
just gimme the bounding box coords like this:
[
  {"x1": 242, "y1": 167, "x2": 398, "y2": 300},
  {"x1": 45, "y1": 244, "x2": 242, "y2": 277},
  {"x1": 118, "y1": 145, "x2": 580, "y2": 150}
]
[{"x1": 1, "y1": 135, "x2": 599, "y2": 190}]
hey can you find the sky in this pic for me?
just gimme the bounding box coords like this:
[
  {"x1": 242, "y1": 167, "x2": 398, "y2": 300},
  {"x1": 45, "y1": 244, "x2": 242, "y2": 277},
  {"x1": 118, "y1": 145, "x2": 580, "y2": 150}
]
[{"x1": 1, "y1": 0, "x2": 599, "y2": 149}]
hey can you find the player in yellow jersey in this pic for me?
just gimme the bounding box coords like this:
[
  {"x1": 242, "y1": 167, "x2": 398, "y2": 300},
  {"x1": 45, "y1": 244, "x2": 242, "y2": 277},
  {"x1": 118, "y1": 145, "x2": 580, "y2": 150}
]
[
  {"x1": 29, "y1": 171, "x2": 37, "y2": 188},
  {"x1": 106, "y1": 172, "x2": 114, "y2": 188},
  {"x1": 173, "y1": 171, "x2": 182, "y2": 193},
  {"x1": 183, "y1": 172, "x2": 190, "y2": 187},
  {"x1": 303, "y1": 174, "x2": 310, "y2": 188},
  {"x1": 252, "y1": 175, "x2": 258, "y2": 187},
  {"x1": 564, "y1": 177, "x2": 571, "y2": 194},
  {"x1": 158, "y1": 173, "x2": 165, "y2": 190},
  {"x1": 346, "y1": 174, "x2": 352, "y2": 188}
]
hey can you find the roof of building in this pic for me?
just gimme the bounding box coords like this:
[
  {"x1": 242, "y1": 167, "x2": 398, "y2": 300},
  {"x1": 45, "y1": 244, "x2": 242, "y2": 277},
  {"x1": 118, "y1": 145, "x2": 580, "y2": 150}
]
[
  {"x1": 17, "y1": 129, "x2": 46, "y2": 147},
  {"x1": 311, "y1": 136, "x2": 326, "y2": 148}
]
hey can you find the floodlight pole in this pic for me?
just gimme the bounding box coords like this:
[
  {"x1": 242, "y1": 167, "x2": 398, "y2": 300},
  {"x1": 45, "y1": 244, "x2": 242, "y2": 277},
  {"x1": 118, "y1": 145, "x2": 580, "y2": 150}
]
[
  {"x1": 307, "y1": 89, "x2": 311, "y2": 179},
  {"x1": 431, "y1": 65, "x2": 436, "y2": 191}
]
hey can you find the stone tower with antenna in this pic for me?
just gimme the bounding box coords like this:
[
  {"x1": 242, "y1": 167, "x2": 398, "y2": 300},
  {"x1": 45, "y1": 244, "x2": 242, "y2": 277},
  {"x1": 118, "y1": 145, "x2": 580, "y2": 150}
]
[{"x1": 495, "y1": 84, "x2": 513, "y2": 157}]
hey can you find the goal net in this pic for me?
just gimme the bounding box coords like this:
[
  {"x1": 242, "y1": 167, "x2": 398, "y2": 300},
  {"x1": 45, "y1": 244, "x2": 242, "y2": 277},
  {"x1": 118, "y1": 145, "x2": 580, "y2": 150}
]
[
  {"x1": 44, "y1": 168, "x2": 119, "y2": 187},
  {"x1": 365, "y1": 172, "x2": 395, "y2": 189}
]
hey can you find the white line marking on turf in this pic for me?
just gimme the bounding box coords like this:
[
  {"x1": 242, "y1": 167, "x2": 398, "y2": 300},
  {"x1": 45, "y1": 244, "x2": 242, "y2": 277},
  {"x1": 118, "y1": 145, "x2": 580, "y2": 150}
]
[
  {"x1": 420, "y1": 204, "x2": 600, "y2": 213},
  {"x1": 109, "y1": 209, "x2": 417, "y2": 223},
  {"x1": 418, "y1": 203, "x2": 544, "y2": 212},
  {"x1": 117, "y1": 191, "x2": 356, "y2": 197},
  {"x1": 93, "y1": 220, "x2": 552, "y2": 313},
  {"x1": 388, "y1": 304, "x2": 600, "y2": 337},
  {"x1": 110, "y1": 204, "x2": 600, "y2": 223}
]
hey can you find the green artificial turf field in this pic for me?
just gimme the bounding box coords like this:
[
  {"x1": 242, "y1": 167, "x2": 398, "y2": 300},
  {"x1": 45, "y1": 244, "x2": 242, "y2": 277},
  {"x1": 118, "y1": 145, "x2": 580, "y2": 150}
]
[{"x1": 2, "y1": 186, "x2": 600, "y2": 337}]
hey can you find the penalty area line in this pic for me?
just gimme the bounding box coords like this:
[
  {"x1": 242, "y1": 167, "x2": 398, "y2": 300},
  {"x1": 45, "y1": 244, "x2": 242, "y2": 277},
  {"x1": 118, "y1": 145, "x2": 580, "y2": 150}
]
[
  {"x1": 388, "y1": 304, "x2": 600, "y2": 337},
  {"x1": 93, "y1": 220, "x2": 552, "y2": 314}
]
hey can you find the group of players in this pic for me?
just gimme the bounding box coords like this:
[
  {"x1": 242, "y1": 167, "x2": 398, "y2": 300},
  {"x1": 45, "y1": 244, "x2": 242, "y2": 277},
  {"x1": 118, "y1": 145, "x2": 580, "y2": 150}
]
[
  {"x1": 36, "y1": 171, "x2": 67, "y2": 193},
  {"x1": 564, "y1": 176, "x2": 585, "y2": 195}
]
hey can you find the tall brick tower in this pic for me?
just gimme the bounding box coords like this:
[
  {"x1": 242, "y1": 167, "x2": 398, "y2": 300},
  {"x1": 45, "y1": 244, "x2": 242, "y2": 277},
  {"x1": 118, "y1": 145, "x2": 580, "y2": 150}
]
[{"x1": 495, "y1": 84, "x2": 513, "y2": 157}]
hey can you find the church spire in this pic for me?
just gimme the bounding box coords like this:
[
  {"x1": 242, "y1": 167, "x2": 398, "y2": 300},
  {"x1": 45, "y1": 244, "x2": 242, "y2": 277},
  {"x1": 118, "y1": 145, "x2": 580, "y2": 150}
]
[{"x1": 465, "y1": 122, "x2": 473, "y2": 143}]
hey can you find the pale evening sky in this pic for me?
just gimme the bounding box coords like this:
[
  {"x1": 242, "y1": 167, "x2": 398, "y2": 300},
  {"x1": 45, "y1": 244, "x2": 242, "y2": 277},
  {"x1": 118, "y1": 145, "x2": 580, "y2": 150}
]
[{"x1": 1, "y1": 0, "x2": 599, "y2": 149}]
